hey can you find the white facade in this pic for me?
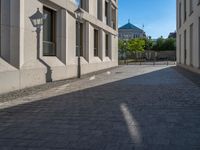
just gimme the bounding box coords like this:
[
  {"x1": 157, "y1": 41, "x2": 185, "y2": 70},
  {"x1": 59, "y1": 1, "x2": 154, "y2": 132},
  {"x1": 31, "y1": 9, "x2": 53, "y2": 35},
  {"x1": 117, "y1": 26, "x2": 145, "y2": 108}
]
[
  {"x1": 0, "y1": 0, "x2": 118, "y2": 94},
  {"x1": 176, "y1": 0, "x2": 200, "y2": 72}
]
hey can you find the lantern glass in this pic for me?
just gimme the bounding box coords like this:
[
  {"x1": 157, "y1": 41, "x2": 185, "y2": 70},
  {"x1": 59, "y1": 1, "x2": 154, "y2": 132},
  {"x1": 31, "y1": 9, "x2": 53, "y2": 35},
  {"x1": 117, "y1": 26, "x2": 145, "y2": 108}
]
[
  {"x1": 75, "y1": 7, "x2": 84, "y2": 21},
  {"x1": 30, "y1": 8, "x2": 46, "y2": 28}
]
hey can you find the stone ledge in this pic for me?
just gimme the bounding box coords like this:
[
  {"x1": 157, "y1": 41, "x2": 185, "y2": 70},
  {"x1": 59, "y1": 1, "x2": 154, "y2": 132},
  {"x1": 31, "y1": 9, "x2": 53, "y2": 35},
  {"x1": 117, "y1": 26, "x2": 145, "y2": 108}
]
[{"x1": 177, "y1": 64, "x2": 200, "y2": 75}]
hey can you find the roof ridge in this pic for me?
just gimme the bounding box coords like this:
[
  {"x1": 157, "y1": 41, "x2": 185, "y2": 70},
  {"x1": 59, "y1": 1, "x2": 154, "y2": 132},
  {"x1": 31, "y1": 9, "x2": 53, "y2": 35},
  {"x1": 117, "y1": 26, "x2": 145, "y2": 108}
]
[{"x1": 119, "y1": 22, "x2": 143, "y2": 31}]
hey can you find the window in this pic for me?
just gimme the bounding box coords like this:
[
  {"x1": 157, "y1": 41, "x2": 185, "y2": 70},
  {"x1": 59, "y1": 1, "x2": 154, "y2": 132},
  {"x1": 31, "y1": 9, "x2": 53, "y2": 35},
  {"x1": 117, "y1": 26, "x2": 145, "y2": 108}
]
[
  {"x1": 111, "y1": 6, "x2": 116, "y2": 30},
  {"x1": 97, "y1": 0, "x2": 101, "y2": 20},
  {"x1": 76, "y1": 22, "x2": 83, "y2": 57},
  {"x1": 179, "y1": 34, "x2": 181, "y2": 63},
  {"x1": 189, "y1": 0, "x2": 193, "y2": 15},
  {"x1": 190, "y1": 24, "x2": 193, "y2": 66},
  {"x1": 75, "y1": 0, "x2": 82, "y2": 7},
  {"x1": 105, "y1": 1, "x2": 108, "y2": 25},
  {"x1": 105, "y1": 34, "x2": 109, "y2": 57},
  {"x1": 179, "y1": 2, "x2": 182, "y2": 28},
  {"x1": 199, "y1": 18, "x2": 200, "y2": 67},
  {"x1": 184, "y1": 0, "x2": 187, "y2": 22},
  {"x1": 184, "y1": 30, "x2": 187, "y2": 64},
  {"x1": 43, "y1": 7, "x2": 56, "y2": 56},
  {"x1": 78, "y1": 0, "x2": 88, "y2": 12},
  {"x1": 94, "y1": 29, "x2": 99, "y2": 57}
]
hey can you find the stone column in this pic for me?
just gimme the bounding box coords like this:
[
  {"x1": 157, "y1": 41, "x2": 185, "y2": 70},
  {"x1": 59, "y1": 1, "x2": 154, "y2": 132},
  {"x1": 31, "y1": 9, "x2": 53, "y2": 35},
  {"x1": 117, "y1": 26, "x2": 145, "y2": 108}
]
[
  {"x1": 85, "y1": 21, "x2": 90, "y2": 62},
  {"x1": 10, "y1": 0, "x2": 25, "y2": 68}
]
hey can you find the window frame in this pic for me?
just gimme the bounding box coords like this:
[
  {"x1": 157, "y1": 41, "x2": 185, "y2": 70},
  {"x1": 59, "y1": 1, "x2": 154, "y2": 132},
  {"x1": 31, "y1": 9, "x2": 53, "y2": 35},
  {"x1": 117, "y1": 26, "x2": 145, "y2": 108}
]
[
  {"x1": 105, "y1": 33, "x2": 109, "y2": 57},
  {"x1": 43, "y1": 6, "x2": 57, "y2": 56},
  {"x1": 189, "y1": 0, "x2": 194, "y2": 16},
  {"x1": 179, "y1": 34, "x2": 182, "y2": 64},
  {"x1": 76, "y1": 21, "x2": 84, "y2": 57},
  {"x1": 184, "y1": 0, "x2": 187, "y2": 22},
  {"x1": 190, "y1": 23, "x2": 193, "y2": 66},
  {"x1": 94, "y1": 29, "x2": 99, "y2": 57},
  {"x1": 184, "y1": 30, "x2": 187, "y2": 64},
  {"x1": 199, "y1": 17, "x2": 200, "y2": 68},
  {"x1": 179, "y1": 2, "x2": 182, "y2": 28}
]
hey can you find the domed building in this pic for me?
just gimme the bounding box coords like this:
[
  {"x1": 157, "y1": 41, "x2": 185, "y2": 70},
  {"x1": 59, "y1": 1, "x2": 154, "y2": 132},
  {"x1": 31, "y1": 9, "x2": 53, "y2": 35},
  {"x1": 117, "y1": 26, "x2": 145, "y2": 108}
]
[{"x1": 119, "y1": 21, "x2": 146, "y2": 40}]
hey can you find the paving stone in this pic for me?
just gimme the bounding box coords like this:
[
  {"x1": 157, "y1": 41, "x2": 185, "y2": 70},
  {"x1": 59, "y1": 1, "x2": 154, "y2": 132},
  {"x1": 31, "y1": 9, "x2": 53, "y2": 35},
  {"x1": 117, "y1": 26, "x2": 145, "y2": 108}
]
[{"x1": 0, "y1": 65, "x2": 199, "y2": 149}]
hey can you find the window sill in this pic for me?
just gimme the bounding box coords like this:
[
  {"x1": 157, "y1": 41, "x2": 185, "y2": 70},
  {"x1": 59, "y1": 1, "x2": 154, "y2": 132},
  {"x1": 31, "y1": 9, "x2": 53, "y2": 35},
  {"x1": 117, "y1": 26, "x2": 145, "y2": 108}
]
[
  {"x1": 41, "y1": 57, "x2": 66, "y2": 67},
  {"x1": 104, "y1": 57, "x2": 111, "y2": 62}
]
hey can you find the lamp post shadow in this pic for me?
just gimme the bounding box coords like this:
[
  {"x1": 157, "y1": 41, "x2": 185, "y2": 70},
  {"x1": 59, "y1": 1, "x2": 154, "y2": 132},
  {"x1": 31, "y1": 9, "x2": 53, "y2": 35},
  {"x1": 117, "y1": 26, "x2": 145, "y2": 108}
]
[
  {"x1": 29, "y1": 8, "x2": 53, "y2": 82},
  {"x1": 36, "y1": 28, "x2": 53, "y2": 82}
]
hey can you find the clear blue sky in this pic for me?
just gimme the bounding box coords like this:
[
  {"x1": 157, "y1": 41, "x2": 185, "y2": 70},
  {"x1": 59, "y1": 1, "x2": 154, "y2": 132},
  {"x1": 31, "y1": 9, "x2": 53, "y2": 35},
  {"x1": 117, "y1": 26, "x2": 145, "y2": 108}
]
[{"x1": 118, "y1": 0, "x2": 176, "y2": 39}]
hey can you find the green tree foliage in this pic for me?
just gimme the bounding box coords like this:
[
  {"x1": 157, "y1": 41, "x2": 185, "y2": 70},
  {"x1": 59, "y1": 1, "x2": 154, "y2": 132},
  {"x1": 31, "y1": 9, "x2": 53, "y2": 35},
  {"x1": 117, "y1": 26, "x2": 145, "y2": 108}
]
[
  {"x1": 118, "y1": 40, "x2": 127, "y2": 52},
  {"x1": 152, "y1": 37, "x2": 176, "y2": 51},
  {"x1": 119, "y1": 36, "x2": 176, "y2": 53},
  {"x1": 163, "y1": 38, "x2": 176, "y2": 51},
  {"x1": 142, "y1": 37, "x2": 153, "y2": 50},
  {"x1": 127, "y1": 38, "x2": 145, "y2": 52}
]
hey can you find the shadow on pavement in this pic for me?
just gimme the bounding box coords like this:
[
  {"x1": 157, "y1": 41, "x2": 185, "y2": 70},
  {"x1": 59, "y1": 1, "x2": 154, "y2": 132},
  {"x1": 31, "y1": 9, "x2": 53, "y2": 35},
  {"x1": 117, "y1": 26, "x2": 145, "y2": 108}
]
[{"x1": 0, "y1": 66, "x2": 200, "y2": 150}]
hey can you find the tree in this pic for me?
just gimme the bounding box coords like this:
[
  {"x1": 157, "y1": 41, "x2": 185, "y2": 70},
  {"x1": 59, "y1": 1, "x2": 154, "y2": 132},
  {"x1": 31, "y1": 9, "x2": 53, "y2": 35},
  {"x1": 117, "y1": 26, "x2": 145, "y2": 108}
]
[
  {"x1": 118, "y1": 40, "x2": 129, "y2": 59},
  {"x1": 143, "y1": 37, "x2": 153, "y2": 50},
  {"x1": 163, "y1": 38, "x2": 176, "y2": 51},
  {"x1": 118, "y1": 40, "x2": 129, "y2": 55},
  {"x1": 152, "y1": 36, "x2": 176, "y2": 51},
  {"x1": 128, "y1": 38, "x2": 145, "y2": 52}
]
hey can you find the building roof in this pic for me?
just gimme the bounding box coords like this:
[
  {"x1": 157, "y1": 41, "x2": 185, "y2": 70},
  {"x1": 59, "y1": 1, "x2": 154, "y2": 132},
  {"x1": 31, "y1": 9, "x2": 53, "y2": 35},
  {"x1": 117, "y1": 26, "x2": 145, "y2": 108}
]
[{"x1": 119, "y1": 22, "x2": 143, "y2": 32}]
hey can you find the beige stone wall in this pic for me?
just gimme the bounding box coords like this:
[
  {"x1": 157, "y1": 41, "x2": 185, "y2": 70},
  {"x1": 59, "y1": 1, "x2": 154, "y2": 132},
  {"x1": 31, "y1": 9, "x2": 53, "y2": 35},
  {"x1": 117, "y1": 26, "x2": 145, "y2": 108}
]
[
  {"x1": 0, "y1": 0, "x2": 118, "y2": 94},
  {"x1": 176, "y1": 0, "x2": 200, "y2": 69}
]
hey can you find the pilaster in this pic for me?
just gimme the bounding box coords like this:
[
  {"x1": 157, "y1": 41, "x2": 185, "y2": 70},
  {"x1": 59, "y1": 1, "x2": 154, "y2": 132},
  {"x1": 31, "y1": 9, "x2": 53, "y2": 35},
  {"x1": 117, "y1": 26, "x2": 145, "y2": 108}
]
[{"x1": 10, "y1": 0, "x2": 24, "y2": 68}]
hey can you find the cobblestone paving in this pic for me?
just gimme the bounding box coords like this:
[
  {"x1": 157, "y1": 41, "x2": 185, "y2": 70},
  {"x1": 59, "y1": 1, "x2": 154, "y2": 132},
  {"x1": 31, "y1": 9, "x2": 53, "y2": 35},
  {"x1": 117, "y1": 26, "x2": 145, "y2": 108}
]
[{"x1": 0, "y1": 65, "x2": 200, "y2": 150}]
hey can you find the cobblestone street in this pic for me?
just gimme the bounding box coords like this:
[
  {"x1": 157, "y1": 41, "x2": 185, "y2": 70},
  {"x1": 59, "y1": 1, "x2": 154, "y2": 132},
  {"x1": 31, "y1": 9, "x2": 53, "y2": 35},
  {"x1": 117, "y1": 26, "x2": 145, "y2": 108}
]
[{"x1": 0, "y1": 65, "x2": 200, "y2": 150}]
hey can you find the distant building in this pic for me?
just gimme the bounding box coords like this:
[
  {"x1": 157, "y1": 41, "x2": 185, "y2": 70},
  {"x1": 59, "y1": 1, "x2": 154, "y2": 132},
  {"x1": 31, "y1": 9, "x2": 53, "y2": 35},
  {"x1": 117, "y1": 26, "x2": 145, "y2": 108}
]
[
  {"x1": 168, "y1": 32, "x2": 176, "y2": 38},
  {"x1": 119, "y1": 21, "x2": 146, "y2": 40}
]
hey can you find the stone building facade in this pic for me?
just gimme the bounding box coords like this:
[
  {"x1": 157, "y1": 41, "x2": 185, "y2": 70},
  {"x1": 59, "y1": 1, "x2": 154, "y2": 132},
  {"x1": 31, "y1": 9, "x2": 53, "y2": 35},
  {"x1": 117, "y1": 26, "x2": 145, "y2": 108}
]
[
  {"x1": 119, "y1": 21, "x2": 145, "y2": 40},
  {"x1": 176, "y1": 0, "x2": 200, "y2": 72},
  {"x1": 0, "y1": 0, "x2": 118, "y2": 94}
]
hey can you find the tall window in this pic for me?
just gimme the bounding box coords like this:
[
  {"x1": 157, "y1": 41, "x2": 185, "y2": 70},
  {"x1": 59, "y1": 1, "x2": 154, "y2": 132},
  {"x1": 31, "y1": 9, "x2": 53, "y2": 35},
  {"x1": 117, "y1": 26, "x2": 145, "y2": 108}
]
[
  {"x1": 179, "y1": 2, "x2": 182, "y2": 28},
  {"x1": 184, "y1": 30, "x2": 187, "y2": 64},
  {"x1": 76, "y1": 22, "x2": 83, "y2": 57},
  {"x1": 105, "y1": 34, "x2": 109, "y2": 57},
  {"x1": 97, "y1": 0, "x2": 101, "y2": 20},
  {"x1": 184, "y1": 0, "x2": 187, "y2": 21},
  {"x1": 179, "y1": 34, "x2": 182, "y2": 63},
  {"x1": 94, "y1": 29, "x2": 99, "y2": 57},
  {"x1": 199, "y1": 18, "x2": 200, "y2": 67},
  {"x1": 43, "y1": 7, "x2": 56, "y2": 56},
  {"x1": 111, "y1": 6, "x2": 116, "y2": 30},
  {"x1": 189, "y1": 0, "x2": 193, "y2": 15},
  {"x1": 75, "y1": 0, "x2": 81, "y2": 6},
  {"x1": 105, "y1": 1, "x2": 108, "y2": 25},
  {"x1": 77, "y1": 0, "x2": 88, "y2": 12},
  {"x1": 190, "y1": 24, "x2": 193, "y2": 66}
]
